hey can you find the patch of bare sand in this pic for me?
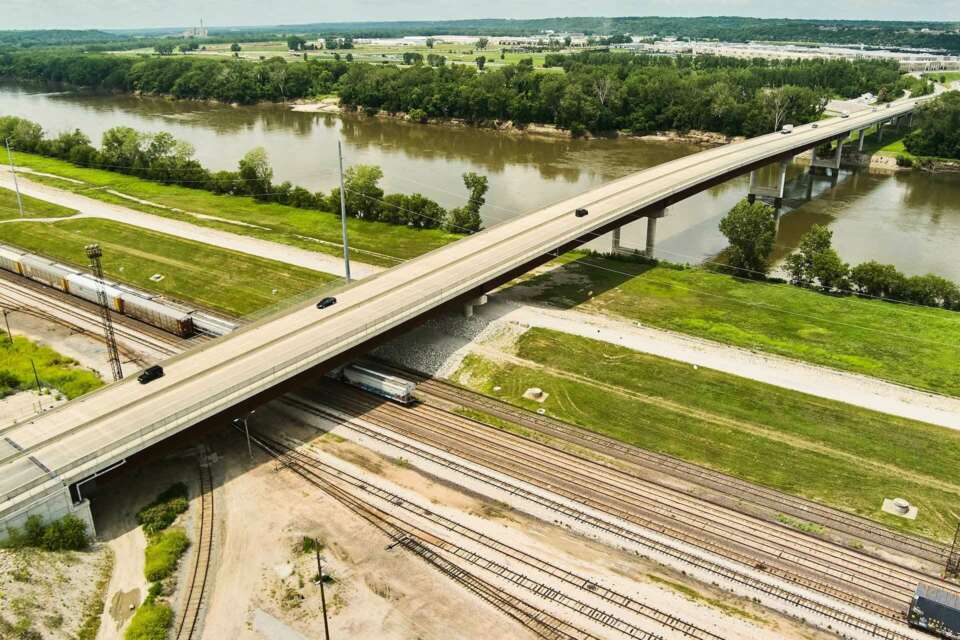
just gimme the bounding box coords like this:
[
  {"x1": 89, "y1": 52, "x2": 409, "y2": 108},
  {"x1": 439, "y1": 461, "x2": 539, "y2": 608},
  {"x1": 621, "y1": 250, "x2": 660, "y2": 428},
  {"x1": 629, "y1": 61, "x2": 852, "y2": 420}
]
[{"x1": 201, "y1": 432, "x2": 534, "y2": 640}]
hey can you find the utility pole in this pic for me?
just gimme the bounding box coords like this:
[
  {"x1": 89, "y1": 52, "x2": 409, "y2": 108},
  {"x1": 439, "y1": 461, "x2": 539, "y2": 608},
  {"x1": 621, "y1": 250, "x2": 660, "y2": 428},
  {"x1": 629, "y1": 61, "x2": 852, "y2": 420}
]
[
  {"x1": 337, "y1": 140, "x2": 351, "y2": 282},
  {"x1": 947, "y1": 521, "x2": 960, "y2": 578},
  {"x1": 2, "y1": 306, "x2": 11, "y2": 344},
  {"x1": 315, "y1": 540, "x2": 331, "y2": 640},
  {"x1": 84, "y1": 244, "x2": 123, "y2": 382},
  {"x1": 30, "y1": 359, "x2": 41, "y2": 392},
  {"x1": 4, "y1": 138, "x2": 24, "y2": 218}
]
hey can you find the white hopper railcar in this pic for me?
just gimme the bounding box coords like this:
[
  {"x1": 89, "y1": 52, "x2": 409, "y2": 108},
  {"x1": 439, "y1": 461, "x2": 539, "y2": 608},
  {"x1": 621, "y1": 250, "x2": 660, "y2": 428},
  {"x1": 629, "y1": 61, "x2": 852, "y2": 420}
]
[
  {"x1": 341, "y1": 364, "x2": 416, "y2": 404},
  {"x1": 65, "y1": 273, "x2": 124, "y2": 312}
]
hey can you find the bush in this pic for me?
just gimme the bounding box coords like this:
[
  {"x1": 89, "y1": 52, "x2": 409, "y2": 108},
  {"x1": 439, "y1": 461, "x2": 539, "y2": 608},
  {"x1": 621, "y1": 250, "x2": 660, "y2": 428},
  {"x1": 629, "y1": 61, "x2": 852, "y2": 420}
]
[
  {"x1": 144, "y1": 529, "x2": 189, "y2": 581},
  {"x1": 3, "y1": 514, "x2": 89, "y2": 551},
  {"x1": 136, "y1": 483, "x2": 188, "y2": 535},
  {"x1": 124, "y1": 602, "x2": 173, "y2": 640},
  {"x1": 896, "y1": 154, "x2": 914, "y2": 167}
]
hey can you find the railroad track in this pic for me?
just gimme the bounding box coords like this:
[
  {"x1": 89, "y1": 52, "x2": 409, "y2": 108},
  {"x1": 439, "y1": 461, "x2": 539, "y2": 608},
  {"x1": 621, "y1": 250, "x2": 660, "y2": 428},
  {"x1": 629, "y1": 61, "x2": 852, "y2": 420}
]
[
  {"x1": 174, "y1": 453, "x2": 215, "y2": 640},
  {"x1": 249, "y1": 430, "x2": 610, "y2": 640},
  {"x1": 284, "y1": 393, "x2": 917, "y2": 640},
  {"x1": 378, "y1": 361, "x2": 951, "y2": 567},
  {"x1": 263, "y1": 429, "x2": 726, "y2": 640},
  {"x1": 308, "y1": 390, "x2": 917, "y2": 617},
  {"x1": 0, "y1": 273, "x2": 191, "y2": 357}
]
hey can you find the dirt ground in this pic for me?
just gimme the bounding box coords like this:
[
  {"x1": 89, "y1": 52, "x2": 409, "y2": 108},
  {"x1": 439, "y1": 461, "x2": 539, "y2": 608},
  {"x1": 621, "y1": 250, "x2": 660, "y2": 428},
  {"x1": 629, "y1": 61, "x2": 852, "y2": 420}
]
[
  {"x1": 198, "y1": 403, "x2": 832, "y2": 640},
  {"x1": 0, "y1": 544, "x2": 112, "y2": 639},
  {"x1": 89, "y1": 449, "x2": 203, "y2": 640},
  {"x1": 202, "y1": 426, "x2": 535, "y2": 640}
]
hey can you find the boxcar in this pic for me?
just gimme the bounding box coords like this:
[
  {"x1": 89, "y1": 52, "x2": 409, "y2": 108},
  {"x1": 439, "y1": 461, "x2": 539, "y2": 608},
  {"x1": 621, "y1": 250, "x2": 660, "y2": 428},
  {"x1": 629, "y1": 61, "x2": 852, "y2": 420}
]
[
  {"x1": 64, "y1": 273, "x2": 124, "y2": 312},
  {"x1": 121, "y1": 293, "x2": 194, "y2": 337},
  {"x1": 19, "y1": 256, "x2": 77, "y2": 292},
  {"x1": 341, "y1": 364, "x2": 416, "y2": 404},
  {"x1": 0, "y1": 244, "x2": 25, "y2": 275},
  {"x1": 910, "y1": 584, "x2": 960, "y2": 639}
]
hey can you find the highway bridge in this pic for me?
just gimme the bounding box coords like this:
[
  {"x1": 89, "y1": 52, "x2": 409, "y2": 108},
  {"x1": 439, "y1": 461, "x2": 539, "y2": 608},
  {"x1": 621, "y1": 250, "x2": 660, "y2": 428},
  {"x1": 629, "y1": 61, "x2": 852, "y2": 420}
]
[{"x1": 0, "y1": 97, "x2": 927, "y2": 533}]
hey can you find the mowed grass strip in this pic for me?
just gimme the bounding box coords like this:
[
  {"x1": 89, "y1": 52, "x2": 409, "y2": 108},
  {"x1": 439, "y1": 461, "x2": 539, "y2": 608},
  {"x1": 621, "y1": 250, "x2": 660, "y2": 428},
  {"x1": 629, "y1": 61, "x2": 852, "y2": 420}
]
[
  {"x1": 11, "y1": 152, "x2": 460, "y2": 266},
  {"x1": 0, "y1": 218, "x2": 336, "y2": 316},
  {"x1": 514, "y1": 254, "x2": 960, "y2": 397},
  {"x1": 0, "y1": 185, "x2": 77, "y2": 220},
  {"x1": 454, "y1": 328, "x2": 960, "y2": 540}
]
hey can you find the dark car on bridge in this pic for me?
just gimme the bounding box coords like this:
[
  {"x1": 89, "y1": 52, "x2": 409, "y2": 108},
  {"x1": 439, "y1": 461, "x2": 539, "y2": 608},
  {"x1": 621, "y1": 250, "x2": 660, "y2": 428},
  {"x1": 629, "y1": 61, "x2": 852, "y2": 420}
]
[
  {"x1": 138, "y1": 365, "x2": 164, "y2": 385},
  {"x1": 575, "y1": 208, "x2": 589, "y2": 218},
  {"x1": 316, "y1": 296, "x2": 337, "y2": 310}
]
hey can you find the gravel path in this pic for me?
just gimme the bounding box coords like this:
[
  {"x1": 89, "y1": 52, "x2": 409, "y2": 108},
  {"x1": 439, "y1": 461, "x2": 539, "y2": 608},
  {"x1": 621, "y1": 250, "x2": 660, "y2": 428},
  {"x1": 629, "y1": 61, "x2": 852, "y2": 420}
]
[
  {"x1": 0, "y1": 171, "x2": 381, "y2": 279},
  {"x1": 378, "y1": 297, "x2": 960, "y2": 431}
]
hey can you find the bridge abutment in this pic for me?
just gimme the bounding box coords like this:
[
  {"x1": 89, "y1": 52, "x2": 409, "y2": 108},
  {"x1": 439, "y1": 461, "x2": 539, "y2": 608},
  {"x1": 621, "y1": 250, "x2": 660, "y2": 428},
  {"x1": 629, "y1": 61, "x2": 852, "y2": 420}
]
[{"x1": 0, "y1": 487, "x2": 95, "y2": 542}]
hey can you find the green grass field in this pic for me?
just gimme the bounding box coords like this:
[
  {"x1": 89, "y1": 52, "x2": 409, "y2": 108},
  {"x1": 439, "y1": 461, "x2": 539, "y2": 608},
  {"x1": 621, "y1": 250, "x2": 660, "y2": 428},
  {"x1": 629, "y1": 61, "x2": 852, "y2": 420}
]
[
  {"x1": 0, "y1": 186, "x2": 77, "y2": 220},
  {"x1": 0, "y1": 332, "x2": 102, "y2": 399},
  {"x1": 510, "y1": 254, "x2": 960, "y2": 396},
  {"x1": 454, "y1": 328, "x2": 960, "y2": 540},
  {"x1": 923, "y1": 71, "x2": 960, "y2": 83},
  {"x1": 11, "y1": 152, "x2": 460, "y2": 267},
  {"x1": 0, "y1": 218, "x2": 337, "y2": 316}
]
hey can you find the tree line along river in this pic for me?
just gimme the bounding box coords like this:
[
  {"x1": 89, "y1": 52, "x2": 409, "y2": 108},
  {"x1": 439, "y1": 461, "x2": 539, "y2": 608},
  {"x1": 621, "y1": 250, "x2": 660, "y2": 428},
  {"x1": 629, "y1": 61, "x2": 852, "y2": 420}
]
[{"x1": 2, "y1": 82, "x2": 960, "y2": 282}]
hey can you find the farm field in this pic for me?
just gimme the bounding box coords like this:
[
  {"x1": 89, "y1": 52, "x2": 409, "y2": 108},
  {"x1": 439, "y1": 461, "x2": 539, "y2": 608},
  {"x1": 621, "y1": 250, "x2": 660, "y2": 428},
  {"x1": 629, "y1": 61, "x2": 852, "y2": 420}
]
[
  {"x1": 10, "y1": 152, "x2": 460, "y2": 266},
  {"x1": 0, "y1": 218, "x2": 337, "y2": 316},
  {"x1": 506, "y1": 253, "x2": 960, "y2": 396},
  {"x1": 453, "y1": 327, "x2": 960, "y2": 540}
]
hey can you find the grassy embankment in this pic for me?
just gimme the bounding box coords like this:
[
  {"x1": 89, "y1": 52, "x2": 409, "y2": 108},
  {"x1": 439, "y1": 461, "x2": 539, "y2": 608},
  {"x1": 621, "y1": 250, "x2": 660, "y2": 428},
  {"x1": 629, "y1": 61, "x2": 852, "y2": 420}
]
[
  {"x1": 11, "y1": 151, "x2": 460, "y2": 267},
  {"x1": 455, "y1": 327, "x2": 960, "y2": 540},
  {"x1": 0, "y1": 217, "x2": 337, "y2": 317},
  {"x1": 508, "y1": 254, "x2": 960, "y2": 397},
  {"x1": 0, "y1": 332, "x2": 102, "y2": 399},
  {"x1": 0, "y1": 186, "x2": 77, "y2": 220}
]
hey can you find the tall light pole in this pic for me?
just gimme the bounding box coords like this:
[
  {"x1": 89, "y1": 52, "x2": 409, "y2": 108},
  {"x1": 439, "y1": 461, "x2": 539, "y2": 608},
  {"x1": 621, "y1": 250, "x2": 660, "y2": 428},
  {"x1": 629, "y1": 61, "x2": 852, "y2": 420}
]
[
  {"x1": 233, "y1": 409, "x2": 256, "y2": 460},
  {"x1": 85, "y1": 244, "x2": 124, "y2": 382},
  {"x1": 4, "y1": 138, "x2": 24, "y2": 218},
  {"x1": 315, "y1": 540, "x2": 331, "y2": 640},
  {"x1": 337, "y1": 140, "x2": 351, "y2": 282}
]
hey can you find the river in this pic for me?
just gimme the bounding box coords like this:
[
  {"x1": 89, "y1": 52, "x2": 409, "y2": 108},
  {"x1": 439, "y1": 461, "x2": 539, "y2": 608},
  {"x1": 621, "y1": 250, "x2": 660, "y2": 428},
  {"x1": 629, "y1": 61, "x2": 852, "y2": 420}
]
[{"x1": 2, "y1": 82, "x2": 959, "y2": 281}]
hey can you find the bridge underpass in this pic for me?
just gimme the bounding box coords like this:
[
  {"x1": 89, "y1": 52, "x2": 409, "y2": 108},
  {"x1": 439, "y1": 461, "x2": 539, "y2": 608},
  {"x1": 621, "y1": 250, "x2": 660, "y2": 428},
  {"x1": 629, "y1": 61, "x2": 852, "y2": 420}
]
[{"x1": 0, "y1": 97, "x2": 929, "y2": 535}]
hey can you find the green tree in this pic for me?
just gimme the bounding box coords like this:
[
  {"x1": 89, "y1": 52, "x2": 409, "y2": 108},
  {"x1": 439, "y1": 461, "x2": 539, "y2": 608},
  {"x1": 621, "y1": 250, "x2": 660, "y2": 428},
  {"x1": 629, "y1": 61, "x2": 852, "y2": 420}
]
[
  {"x1": 476, "y1": 37, "x2": 490, "y2": 50},
  {"x1": 331, "y1": 164, "x2": 384, "y2": 219},
  {"x1": 475, "y1": 56, "x2": 487, "y2": 71},
  {"x1": 154, "y1": 43, "x2": 174, "y2": 56},
  {"x1": 564, "y1": 36, "x2": 573, "y2": 47},
  {"x1": 447, "y1": 172, "x2": 488, "y2": 233},
  {"x1": 904, "y1": 92, "x2": 960, "y2": 160},
  {"x1": 849, "y1": 261, "x2": 903, "y2": 298},
  {"x1": 426, "y1": 37, "x2": 436, "y2": 49},
  {"x1": 230, "y1": 43, "x2": 241, "y2": 52},
  {"x1": 287, "y1": 36, "x2": 307, "y2": 51},
  {"x1": 718, "y1": 199, "x2": 777, "y2": 277},
  {"x1": 785, "y1": 225, "x2": 842, "y2": 287},
  {"x1": 238, "y1": 147, "x2": 274, "y2": 199},
  {"x1": 810, "y1": 249, "x2": 849, "y2": 291}
]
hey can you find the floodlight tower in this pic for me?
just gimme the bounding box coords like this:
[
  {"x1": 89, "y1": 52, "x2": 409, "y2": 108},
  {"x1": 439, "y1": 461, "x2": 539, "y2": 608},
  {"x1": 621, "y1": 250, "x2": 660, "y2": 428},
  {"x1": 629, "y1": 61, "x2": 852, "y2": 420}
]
[{"x1": 85, "y1": 244, "x2": 123, "y2": 382}]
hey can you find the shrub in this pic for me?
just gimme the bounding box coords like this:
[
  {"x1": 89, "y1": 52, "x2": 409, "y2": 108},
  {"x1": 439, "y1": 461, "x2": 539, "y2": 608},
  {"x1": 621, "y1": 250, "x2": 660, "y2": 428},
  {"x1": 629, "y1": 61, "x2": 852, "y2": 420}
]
[
  {"x1": 896, "y1": 154, "x2": 914, "y2": 167},
  {"x1": 144, "y1": 529, "x2": 189, "y2": 581},
  {"x1": 3, "y1": 514, "x2": 89, "y2": 551},
  {"x1": 136, "y1": 483, "x2": 188, "y2": 535},
  {"x1": 124, "y1": 602, "x2": 173, "y2": 640}
]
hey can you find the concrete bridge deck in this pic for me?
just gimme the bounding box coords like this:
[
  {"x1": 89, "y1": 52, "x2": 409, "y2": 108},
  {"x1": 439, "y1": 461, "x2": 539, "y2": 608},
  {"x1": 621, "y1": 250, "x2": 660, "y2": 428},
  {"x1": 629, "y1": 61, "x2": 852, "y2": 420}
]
[{"x1": 0, "y1": 97, "x2": 927, "y2": 531}]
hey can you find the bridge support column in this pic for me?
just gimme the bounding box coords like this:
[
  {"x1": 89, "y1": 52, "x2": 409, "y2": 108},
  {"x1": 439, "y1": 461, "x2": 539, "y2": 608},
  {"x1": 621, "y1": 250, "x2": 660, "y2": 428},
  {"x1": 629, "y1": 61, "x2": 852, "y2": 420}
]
[
  {"x1": 748, "y1": 158, "x2": 790, "y2": 207},
  {"x1": 463, "y1": 294, "x2": 488, "y2": 318},
  {"x1": 878, "y1": 121, "x2": 886, "y2": 144},
  {"x1": 611, "y1": 226, "x2": 621, "y2": 253},
  {"x1": 645, "y1": 210, "x2": 665, "y2": 258},
  {"x1": 810, "y1": 138, "x2": 845, "y2": 175},
  {"x1": 858, "y1": 129, "x2": 866, "y2": 153}
]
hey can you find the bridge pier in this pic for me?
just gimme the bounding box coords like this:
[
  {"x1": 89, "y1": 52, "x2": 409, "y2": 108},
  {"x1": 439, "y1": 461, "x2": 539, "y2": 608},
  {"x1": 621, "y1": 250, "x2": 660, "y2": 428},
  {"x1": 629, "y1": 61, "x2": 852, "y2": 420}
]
[
  {"x1": 810, "y1": 137, "x2": 846, "y2": 174},
  {"x1": 878, "y1": 121, "x2": 886, "y2": 144},
  {"x1": 610, "y1": 209, "x2": 665, "y2": 258},
  {"x1": 858, "y1": 129, "x2": 867, "y2": 153},
  {"x1": 463, "y1": 294, "x2": 488, "y2": 318},
  {"x1": 748, "y1": 158, "x2": 790, "y2": 208}
]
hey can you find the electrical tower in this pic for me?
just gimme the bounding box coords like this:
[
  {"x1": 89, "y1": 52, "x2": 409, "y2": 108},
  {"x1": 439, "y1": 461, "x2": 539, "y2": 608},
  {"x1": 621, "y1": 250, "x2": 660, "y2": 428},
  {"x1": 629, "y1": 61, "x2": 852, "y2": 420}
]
[
  {"x1": 948, "y1": 521, "x2": 960, "y2": 579},
  {"x1": 85, "y1": 244, "x2": 123, "y2": 382}
]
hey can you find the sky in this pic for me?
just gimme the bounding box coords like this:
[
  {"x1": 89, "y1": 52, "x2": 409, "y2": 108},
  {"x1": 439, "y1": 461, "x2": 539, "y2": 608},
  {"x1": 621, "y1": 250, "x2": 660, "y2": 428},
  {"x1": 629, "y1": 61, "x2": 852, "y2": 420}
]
[{"x1": 3, "y1": 0, "x2": 959, "y2": 30}]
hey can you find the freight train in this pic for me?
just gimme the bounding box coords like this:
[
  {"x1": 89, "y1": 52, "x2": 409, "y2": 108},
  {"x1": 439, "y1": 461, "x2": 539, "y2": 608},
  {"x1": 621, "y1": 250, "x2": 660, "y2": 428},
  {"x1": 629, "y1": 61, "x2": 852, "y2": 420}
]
[
  {"x1": 339, "y1": 364, "x2": 417, "y2": 404},
  {"x1": 0, "y1": 243, "x2": 237, "y2": 338},
  {"x1": 910, "y1": 584, "x2": 960, "y2": 639}
]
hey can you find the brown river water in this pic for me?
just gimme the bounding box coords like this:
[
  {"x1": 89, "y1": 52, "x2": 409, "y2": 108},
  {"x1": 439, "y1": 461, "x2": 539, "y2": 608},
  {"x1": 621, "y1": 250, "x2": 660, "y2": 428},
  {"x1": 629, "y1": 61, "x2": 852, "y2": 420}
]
[{"x1": 2, "y1": 82, "x2": 959, "y2": 280}]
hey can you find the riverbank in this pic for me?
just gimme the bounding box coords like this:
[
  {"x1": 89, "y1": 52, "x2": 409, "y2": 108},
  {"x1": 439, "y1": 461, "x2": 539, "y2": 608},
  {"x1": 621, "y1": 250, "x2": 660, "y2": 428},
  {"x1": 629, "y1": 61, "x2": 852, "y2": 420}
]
[
  {"x1": 501, "y1": 253, "x2": 960, "y2": 397},
  {"x1": 291, "y1": 96, "x2": 738, "y2": 146}
]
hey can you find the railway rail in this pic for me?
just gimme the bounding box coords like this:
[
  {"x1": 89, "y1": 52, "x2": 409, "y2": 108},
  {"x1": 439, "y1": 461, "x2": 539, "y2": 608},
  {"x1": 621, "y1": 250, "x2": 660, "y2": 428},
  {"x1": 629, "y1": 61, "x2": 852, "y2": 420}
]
[
  {"x1": 174, "y1": 452, "x2": 215, "y2": 640},
  {"x1": 378, "y1": 361, "x2": 951, "y2": 567},
  {"x1": 283, "y1": 393, "x2": 917, "y2": 640},
  {"x1": 0, "y1": 271, "x2": 190, "y2": 358},
  {"x1": 248, "y1": 429, "x2": 618, "y2": 640}
]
